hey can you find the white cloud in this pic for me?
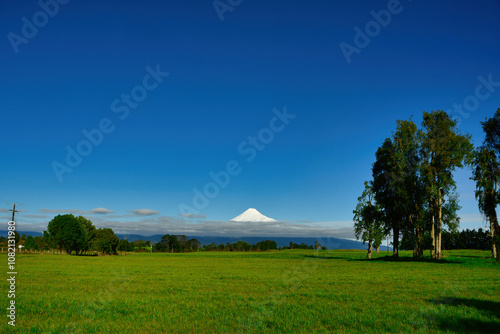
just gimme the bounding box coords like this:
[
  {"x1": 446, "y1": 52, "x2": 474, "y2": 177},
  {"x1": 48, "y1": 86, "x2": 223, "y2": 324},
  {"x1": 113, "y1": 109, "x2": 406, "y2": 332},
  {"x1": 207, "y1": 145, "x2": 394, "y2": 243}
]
[
  {"x1": 90, "y1": 207, "x2": 115, "y2": 214},
  {"x1": 3, "y1": 209, "x2": 356, "y2": 239},
  {"x1": 180, "y1": 213, "x2": 206, "y2": 219},
  {"x1": 132, "y1": 209, "x2": 160, "y2": 216},
  {"x1": 93, "y1": 217, "x2": 355, "y2": 238},
  {"x1": 23, "y1": 214, "x2": 50, "y2": 219}
]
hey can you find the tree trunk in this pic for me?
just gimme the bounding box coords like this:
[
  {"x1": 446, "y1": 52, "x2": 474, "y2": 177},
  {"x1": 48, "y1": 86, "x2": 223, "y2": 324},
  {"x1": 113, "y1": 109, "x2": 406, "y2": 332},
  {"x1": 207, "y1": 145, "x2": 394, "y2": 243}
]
[
  {"x1": 431, "y1": 218, "x2": 436, "y2": 259},
  {"x1": 435, "y1": 195, "x2": 443, "y2": 259},
  {"x1": 367, "y1": 239, "x2": 373, "y2": 259},
  {"x1": 376, "y1": 245, "x2": 380, "y2": 253},
  {"x1": 392, "y1": 227, "x2": 399, "y2": 257},
  {"x1": 415, "y1": 226, "x2": 423, "y2": 257},
  {"x1": 491, "y1": 218, "x2": 497, "y2": 259},
  {"x1": 431, "y1": 196, "x2": 442, "y2": 259},
  {"x1": 495, "y1": 222, "x2": 500, "y2": 261},
  {"x1": 410, "y1": 215, "x2": 418, "y2": 258},
  {"x1": 489, "y1": 207, "x2": 499, "y2": 259}
]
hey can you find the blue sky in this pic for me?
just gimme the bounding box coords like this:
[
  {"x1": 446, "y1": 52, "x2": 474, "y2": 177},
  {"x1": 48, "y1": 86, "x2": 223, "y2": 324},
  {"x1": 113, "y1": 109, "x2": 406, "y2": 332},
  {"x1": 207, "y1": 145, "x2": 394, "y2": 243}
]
[{"x1": 1, "y1": 0, "x2": 499, "y2": 238}]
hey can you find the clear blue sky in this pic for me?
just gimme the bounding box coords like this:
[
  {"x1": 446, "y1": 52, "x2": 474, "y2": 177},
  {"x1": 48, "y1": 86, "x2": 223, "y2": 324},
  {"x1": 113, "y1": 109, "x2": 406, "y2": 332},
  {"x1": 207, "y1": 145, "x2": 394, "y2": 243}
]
[{"x1": 1, "y1": 0, "x2": 499, "y2": 238}]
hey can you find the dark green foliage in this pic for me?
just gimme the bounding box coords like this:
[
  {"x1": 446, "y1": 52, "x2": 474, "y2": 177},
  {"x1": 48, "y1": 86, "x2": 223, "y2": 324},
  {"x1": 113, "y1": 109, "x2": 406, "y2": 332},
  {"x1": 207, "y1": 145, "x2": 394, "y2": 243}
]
[
  {"x1": 354, "y1": 181, "x2": 385, "y2": 258},
  {"x1": 233, "y1": 240, "x2": 251, "y2": 251},
  {"x1": 254, "y1": 240, "x2": 278, "y2": 251},
  {"x1": 481, "y1": 108, "x2": 500, "y2": 154},
  {"x1": 47, "y1": 214, "x2": 86, "y2": 254},
  {"x1": 118, "y1": 239, "x2": 133, "y2": 252},
  {"x1": 13, "y1": 231, "x2": 20, "y2": 245},
  {"x1": 131, "y1": 240, "x2": 150, "y2": 251},
  {"x1": 372, "y1": 137, "x2": 405, "y2": 257},
  {"x1": 0, "y1": 236, "x2": 6, "y2": 248},
  {"x1": 91, "y1": 228, "x2": 119, "y2": 254},
  {"x1": 24, "y1": 235, "x2": 37, "y2": 250},
  {"x1": 154, "y1": 234, "x2": 202, "y2": 253},
  {"x1": 153, "y1": 240, "x2": 165, "y2": 252},
  {"x1": 203, "y1": 242, "x2": 219, "y2": 251},
  {"x1": 283, "y1": 242, "x2": 314, "y2": 250},
  {"x1": 34, "y1": 236, "x2": 46, "y2": 250},
  {"x1": 421, "y1": 110, "x2": 473, "y2": 259},
  {"x1": 187, "y1": 238, "x2": 201, "y2": 251},
  {"x1": 42, "y1": 230, "x2": 55, "y2": 249},
  {"x1": 194, "y1": 239, "x2": 280, "y2": 252},
  {"x1": 410, "y1": 229, "x2": 492, "y2": 251},
  {"x1": 393, "y1": 119, "x2": 427, "y2": 257},
  {"x1": 76, "y1": 215, "x2": 96, "y2": 253},
  {"x1": 368, "y1": 111, "x2": 473, "y2": 259},
  {"x1": 470, "y1": 109, "x2": 500, "y2": 258}
]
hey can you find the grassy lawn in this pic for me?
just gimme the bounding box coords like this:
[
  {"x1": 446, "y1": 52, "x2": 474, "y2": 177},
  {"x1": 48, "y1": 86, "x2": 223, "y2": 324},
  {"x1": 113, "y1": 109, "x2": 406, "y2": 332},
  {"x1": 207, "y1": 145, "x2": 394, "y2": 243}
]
[{"x1": 1, "y1": 249, "x2": 499, "y2": 333}]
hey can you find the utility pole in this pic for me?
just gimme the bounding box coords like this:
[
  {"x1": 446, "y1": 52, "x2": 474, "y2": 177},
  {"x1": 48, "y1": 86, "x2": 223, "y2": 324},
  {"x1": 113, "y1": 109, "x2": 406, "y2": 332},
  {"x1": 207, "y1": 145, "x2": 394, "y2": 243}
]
[
  {"x1": 8, "y1": 203, "x2": 21, "y2": 253},
  {"x1": 8, "y1": 203, "x2": 21, "y2": 222}
]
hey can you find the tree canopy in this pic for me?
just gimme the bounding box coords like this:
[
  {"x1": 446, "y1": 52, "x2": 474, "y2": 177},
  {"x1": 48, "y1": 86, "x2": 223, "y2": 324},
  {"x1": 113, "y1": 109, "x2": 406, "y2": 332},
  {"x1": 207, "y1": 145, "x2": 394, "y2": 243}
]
[
  {"x1": 470, "y1": 109, "x2": 500, "y2": 259},
  {"x1": 361, "y1": 110, "x2": 474, "y2": 259},
  {"x1": 353, "y1": 181, "x2": 385, "y2": 259},
  {"x1": 47, "y1": 214, "x2": 86, "y2": 254}
]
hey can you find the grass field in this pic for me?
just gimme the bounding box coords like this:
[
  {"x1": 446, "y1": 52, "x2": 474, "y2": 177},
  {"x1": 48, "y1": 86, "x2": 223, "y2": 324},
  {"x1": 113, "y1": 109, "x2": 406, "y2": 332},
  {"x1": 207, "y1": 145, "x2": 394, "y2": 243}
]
[{"x1": 1, "y1": 249, "x2": 499, "y2": 333}]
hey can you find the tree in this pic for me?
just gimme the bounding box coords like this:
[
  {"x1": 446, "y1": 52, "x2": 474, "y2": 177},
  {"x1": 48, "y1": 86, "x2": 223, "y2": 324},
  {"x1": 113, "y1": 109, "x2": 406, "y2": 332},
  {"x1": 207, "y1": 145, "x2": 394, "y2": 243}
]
[
  {"x1": 255, "y1": 240, "x2": 277, "y2": 251},
  {"x1": 482, "y1": 108, "x2": 500, "y2": 153},
  {"x1": 187, "y1": 238, "x2": 201, "y2": 252},
  {"x1": 354, "y1": 181, "x2": 385, "y2": 259},
  {"x1": 234, "y1": 240, "x2": 250, "y2": 252},
  {"x1": 315, "y1": 240, "x2": 320, "y2": 253},
  {"x1": 420, "y1": 110, "x2": 473, "y2": 259},
  {"x1": 153, "y1": 240, "x2": 166, "y2": 252},
  {"x1": 13, "y1": 231, "x2": 20, "y2": 245},
  {"x1": 76, "y1": 216, "x2": 96, "y2": 254},
  {"x1": 24, "y1": 235, "x2": 37, "y2": 250},
  {"x1": 372, "y1": 138, "x2": 402, "y2": 257},
  {"x1": 118, "y1": 239, "x2": 132, "y2": 253},
  {"x1": 34, "y1": 236, "x2": 45, "y2": 250},
  {"x1": 471, "y1": 109, "x2": 500, "y2": 259},
  {"x1": 392, "y1": 118, "x2": 428, "y2": 257},
  {"x1": 91, "y1": 228, "x2": 119, "y2": 255},
  {"x1": 177, "y1": 235, "x2": 188, "y2": 252},
  {"x1": 42, "y1": 230, "x2": 55, "y2": 249},
  {"x1": 47, "y1": 214, "x2": 86, "y2": 254},
  {"x1": 168, "y1": 235, "x2": 180, "y2": 253},
  {"x1": 0, "y1": 236, "x2": 7, "y2": 248}
]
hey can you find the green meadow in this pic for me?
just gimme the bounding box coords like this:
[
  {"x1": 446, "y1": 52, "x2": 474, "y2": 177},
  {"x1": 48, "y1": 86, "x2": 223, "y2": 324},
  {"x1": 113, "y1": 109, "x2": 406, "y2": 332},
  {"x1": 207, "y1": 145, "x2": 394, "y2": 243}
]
[{"x1": 1, "y1": 250, "x2": 499, "y2": 333}]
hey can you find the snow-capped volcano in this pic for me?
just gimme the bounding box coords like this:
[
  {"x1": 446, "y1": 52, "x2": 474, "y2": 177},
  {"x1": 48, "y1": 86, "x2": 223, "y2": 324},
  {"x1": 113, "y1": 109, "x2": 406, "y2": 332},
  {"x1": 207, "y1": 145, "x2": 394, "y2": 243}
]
[{"x1": 230, "y1": 208, "x2": 277, "y2": 222}]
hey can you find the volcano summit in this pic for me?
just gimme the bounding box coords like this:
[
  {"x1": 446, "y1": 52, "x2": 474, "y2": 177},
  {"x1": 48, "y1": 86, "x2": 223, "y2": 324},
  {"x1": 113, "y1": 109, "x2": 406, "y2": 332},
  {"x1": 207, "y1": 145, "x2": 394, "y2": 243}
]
[{"x1": 230, "y1": 208, "x2": 277, "y2": 222}]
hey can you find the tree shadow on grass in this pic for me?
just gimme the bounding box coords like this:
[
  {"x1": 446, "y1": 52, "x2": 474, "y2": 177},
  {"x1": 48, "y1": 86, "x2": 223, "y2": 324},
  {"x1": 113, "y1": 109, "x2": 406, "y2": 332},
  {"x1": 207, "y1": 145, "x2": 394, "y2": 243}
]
[
  {"x1": 302, "y1": 254, "x2": 464, "y2": 263},
  {"x1": 428, "y1": 298, "x2": 500, "y2": 333},
  {"x1": 303, "y1": 255, "x2": 347, "y2": 260},
  {"x1": 349, "y1": 255, "x2": 463, "y2": 263}
]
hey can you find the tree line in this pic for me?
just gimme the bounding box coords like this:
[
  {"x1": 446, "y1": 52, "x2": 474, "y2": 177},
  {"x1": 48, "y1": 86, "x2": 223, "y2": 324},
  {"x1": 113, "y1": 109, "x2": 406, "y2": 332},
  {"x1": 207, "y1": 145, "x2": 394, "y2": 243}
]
[
  {"x1": 354, "y1": 109, "x2": 500, "y2": 260},
  {"x1": 4, "y1": 214, "x2": 323, "y2": 254},
  {"x1": 400, "y1": 228, "x2": 492, "y2": 251}
]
